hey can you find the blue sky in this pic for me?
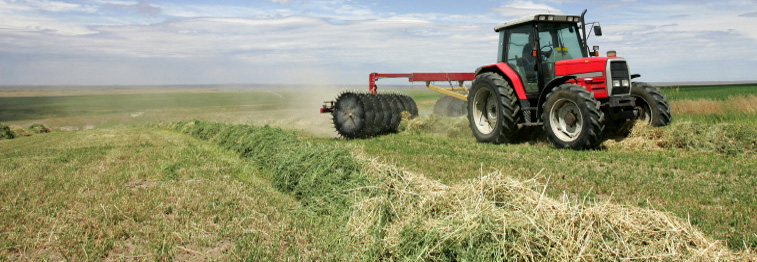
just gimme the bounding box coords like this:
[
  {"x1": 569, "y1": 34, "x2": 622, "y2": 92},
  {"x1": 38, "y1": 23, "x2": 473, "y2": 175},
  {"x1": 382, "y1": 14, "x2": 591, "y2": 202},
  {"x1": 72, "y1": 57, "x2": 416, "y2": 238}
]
[{"x1": 1, "y1": 0, "x2": 756, "y2": 85}]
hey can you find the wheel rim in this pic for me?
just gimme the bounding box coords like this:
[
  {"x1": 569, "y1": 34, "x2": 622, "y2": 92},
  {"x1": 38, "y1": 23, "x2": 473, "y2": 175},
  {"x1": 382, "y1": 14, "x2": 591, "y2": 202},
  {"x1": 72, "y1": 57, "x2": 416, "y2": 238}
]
[
  {"x1": 549, "y1": 98, "x2": 583, "y2": 142},
  {"x1": 633, "y1": 96, "x2": 652, "y2": 124},
  {"x1": 334, "y1": 94, "x2": 363, "y2": 135},
  {"x1": 472, "y1": 87, "x2": 497, "y2": 134}
]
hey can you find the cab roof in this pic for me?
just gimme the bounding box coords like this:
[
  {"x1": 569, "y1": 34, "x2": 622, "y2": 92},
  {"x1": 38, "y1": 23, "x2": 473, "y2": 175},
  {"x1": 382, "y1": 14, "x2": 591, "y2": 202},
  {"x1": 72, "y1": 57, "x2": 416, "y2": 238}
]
[{"x1": 493, "y1": 14, "x2": 582, "y2": 32}]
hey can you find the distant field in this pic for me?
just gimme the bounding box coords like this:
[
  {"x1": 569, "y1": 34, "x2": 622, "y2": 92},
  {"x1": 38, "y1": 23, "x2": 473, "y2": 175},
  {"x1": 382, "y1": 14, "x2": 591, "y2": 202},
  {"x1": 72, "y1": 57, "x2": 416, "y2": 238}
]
[
  {"x1": 0, "y1": 87, "x2": 342, "y2": 136},
  {"x1": 659, "y1": 83, "x2": 757, "y2": 100}
]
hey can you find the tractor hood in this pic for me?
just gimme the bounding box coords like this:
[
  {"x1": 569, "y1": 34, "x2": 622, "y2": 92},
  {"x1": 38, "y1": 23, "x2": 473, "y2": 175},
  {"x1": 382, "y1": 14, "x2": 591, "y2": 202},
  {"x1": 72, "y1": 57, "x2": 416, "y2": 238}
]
[
  {"x1": 554, "y1": 57, "x2": 614, "y2": 78},
  {"x1": 554, "y1": 56, "x2": 632, "y2": 98}
]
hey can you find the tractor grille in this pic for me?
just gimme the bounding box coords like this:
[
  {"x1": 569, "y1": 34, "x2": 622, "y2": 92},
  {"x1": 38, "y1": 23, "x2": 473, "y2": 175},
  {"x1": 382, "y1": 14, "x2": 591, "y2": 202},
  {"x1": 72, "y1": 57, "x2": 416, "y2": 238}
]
[{"x1": 610, "y1": 61, "x2": 630, "y2": 95}]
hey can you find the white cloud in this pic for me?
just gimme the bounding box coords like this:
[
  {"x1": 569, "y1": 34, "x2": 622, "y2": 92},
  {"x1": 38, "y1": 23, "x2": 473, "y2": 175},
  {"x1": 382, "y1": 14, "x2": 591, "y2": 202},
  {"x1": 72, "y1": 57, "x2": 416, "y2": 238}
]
[
  {"x1": 490, "y1": 0, "x2": 562, "y2": 18},
  {"x1": 0, "y1": 13, "x2": 496, "y2": 84},
  {"x1": 589, "y1": 0, "x2": 757, "y2": 81},
  {"x1": 1, "y1": 0, "x2": 756, "y2": 85},
  {"x1": 103, "y1": 1, "x2": 161, "y2": 16},
  {"x1": 2, "y1": 0, "x2": 98, "y2": 13}
]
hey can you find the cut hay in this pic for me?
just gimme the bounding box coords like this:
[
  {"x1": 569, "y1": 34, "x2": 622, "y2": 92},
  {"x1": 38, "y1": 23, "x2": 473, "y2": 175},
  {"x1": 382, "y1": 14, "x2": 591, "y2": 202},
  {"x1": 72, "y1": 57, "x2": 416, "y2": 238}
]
[
  {"x1": 28, "y1": 124, "x2": 51, "y2": 134},
  {"x1": 399, "y1": 113, "x2": 471, "y2": 139},
  {"x1": 173, "y1": 121, "x2": 370, "y2": 215},
  {"x1": 607, "y1": 121, "x2": 756, "y2": 155},
  {"x1": 350, "y1": 158, "x2": 754, "y2": 261},
  {"x1": 9, "y1": 126, "x2": 33, "y2": 137},
  {"x1": 171, "y1": 121, "x2": 753, "y2": 260},
  {"x1": 0, "y1": 123, "x2": 13, "y2": 139}
]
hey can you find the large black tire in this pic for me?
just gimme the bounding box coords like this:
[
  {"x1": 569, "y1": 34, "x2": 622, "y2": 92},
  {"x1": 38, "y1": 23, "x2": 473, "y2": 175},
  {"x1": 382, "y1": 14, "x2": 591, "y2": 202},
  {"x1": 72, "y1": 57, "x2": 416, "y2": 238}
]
[
  {"x1": 377, "y1": 94, "x2": 393, "y2": 134},
  {"x1": 399, "y1": 95, "x2": 418, "y2": 118},
  {"x1": 433, "y1": 96, "x2": 468, "y2": 117},
  {"x1": 333, "y1": 92, "x2": 366, "y2": 139},
  {"x1": 467, "y1": 72, "x2": 521, "y2": 144},
  {"x1": 631, "y1": 82, "x2": 671, "y2": 127},
  {"x1": 542, "y1": 84, "x2": 605, "y2": 150},
  {"x1": 387, "y1": 95, "x2": 402, "y2": 132},
  {"x1": 357, "y1": 94, "x2": 377, "y2": 138},
  {"x1": 371, "y1": 94, "x2": 386, "y2": 135},
  {"x1": 392, "y1": 94, "x2": 408, "y2": 114}
]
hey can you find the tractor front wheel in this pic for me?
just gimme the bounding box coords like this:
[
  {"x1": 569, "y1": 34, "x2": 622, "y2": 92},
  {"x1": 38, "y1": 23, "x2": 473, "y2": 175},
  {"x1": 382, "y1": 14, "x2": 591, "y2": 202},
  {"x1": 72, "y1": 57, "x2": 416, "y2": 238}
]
[
  {"x1": 542, "y1": 84, "x2": 605, "y2": 150},
  {"x1": 467, "y1": 72, "x2": 520, "y2": 144},
  {"x1": 631, "y1": 82, "x2": 671, "y2": 127}
]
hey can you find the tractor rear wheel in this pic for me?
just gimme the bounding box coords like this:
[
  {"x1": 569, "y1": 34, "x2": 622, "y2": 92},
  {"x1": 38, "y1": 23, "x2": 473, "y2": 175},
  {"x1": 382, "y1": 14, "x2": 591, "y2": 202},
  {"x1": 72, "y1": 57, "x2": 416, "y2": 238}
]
[
  {"x1": 542, "y1": 84, "x2": 605, "y2": 150},
  {"x1": 433, "y1": 96, "x2": 468, "y2": 117},
  {"x1": 631, "y1": 82, "x2": 671, "y2": 127},
  {"x1": 467, "y1": 72, "x2": 520, "y2": 144}
]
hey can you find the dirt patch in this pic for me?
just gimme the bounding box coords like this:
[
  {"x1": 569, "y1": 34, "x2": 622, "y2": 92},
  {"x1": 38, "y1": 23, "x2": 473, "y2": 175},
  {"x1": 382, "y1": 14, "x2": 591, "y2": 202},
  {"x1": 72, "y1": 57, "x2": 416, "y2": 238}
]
[
  {"x1": 174, "y1": 240, "x2": 234, "y2": 262},
  {"x1": 125, "y1": 179, "x2": 157, "y2": 190}
]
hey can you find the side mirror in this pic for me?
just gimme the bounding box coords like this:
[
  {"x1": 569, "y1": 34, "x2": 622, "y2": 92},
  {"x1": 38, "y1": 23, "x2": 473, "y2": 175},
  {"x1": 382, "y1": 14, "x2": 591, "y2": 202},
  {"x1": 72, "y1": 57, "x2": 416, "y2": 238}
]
[{"x1": 594, "y1": 25, "x2": 603, "y2": 36}]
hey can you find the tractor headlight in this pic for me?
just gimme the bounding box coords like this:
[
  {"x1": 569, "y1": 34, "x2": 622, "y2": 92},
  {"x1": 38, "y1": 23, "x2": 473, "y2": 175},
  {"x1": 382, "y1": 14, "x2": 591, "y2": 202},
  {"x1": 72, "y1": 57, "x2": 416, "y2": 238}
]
[
  {"x1": 621, "y1": 80, "x2": 630, "y2": 87},
  {"x1": 613, "y1": 80, "x2": 621, "y2": 88}
]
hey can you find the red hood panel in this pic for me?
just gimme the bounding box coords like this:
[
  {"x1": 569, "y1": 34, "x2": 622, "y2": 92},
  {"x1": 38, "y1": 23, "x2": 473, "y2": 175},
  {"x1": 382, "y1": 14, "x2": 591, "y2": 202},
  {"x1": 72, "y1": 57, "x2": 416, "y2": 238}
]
[{"x1": 555, "y1": 57, "x2": 613, "y2": 76}]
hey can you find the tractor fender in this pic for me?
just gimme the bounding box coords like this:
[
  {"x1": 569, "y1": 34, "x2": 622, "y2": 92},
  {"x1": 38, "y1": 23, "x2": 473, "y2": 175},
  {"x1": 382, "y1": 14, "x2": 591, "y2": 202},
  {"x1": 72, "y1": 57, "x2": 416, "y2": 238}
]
[
  {"x1": 475, "y1": 63, "x2": 527, "y2": 100},
  {"x1": 536, "y1": 75, "x2": 577, "y2": 116}
]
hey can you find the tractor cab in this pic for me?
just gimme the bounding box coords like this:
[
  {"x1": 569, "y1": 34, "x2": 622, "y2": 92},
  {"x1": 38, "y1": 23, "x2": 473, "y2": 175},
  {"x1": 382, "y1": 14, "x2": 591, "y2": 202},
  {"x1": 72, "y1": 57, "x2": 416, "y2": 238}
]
[{"x1": 495, "y1": 14, "x2": 597, "y2": 97}]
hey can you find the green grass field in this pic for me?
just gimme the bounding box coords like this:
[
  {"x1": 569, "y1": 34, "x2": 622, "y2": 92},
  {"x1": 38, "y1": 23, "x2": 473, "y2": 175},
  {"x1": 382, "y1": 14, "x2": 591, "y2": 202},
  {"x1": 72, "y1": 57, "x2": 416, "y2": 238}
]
[{"x1": 1, "y1": 83, "x2": 756, "y2": 260}]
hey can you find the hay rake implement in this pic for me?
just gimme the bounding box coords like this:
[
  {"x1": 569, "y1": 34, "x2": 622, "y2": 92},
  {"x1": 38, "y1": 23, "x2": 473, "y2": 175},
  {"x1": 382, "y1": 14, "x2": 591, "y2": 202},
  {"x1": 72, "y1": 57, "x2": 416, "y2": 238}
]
[{"x1": 321, "y1": 72, "x2": 474, "y2": 138}]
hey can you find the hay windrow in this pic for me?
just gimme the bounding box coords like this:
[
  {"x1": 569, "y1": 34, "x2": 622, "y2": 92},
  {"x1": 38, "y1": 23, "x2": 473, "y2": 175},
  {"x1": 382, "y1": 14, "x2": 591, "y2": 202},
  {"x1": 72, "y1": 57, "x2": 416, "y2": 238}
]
[
  {"x1": 608, "y1": 121, "x2": 757, "y2": 155},
  {"x1": 0, "y1": 123, "x2": 52, "y2": 140},
  {"x1": 173, "y1": 121, "x2": 370, "y2": 215},
  {"x1": 350, "y1": 157, "x2": 755, "y2": 261},
  {"x1": 0, "y1": 123, "x2": 13, "y2": 139},
  {"x1": 172, "y1": 121, "x2": 753, "y2": 260}
]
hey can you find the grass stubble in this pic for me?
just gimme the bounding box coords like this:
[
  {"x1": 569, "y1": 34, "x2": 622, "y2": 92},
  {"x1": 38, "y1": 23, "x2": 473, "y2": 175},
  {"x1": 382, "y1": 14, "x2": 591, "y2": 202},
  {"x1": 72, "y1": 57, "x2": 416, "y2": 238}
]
[{"x1": 2, "y1": 84, "x2": 756, "y2": 260}]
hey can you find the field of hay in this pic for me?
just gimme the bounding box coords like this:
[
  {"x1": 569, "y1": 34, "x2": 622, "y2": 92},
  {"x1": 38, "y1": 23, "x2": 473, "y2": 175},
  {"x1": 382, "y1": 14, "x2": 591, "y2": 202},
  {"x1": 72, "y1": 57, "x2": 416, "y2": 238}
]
[{"x1": 1, "y1": 83, "x2": 756, "y2": 260}]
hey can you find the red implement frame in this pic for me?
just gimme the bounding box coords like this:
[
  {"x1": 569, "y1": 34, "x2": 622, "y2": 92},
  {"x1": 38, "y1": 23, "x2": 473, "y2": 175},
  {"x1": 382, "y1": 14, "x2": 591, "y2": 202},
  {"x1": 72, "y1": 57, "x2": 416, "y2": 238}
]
[
  {"x1": 369, "y1": 72, "x2": 475, "y2": 94},
  {"x1": 320, "y1": 72, "x2": 475, "y2": 114}
]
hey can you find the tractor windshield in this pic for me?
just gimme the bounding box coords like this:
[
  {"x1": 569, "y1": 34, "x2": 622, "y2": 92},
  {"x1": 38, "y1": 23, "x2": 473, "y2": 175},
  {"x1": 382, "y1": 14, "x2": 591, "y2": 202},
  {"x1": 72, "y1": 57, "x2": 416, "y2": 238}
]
[
  {"x1": 537, "y1": 22, "x2": 585, "y2": 84},
  {"x1": 537, "y1": 23, "x2": 585, "y2": 63}
]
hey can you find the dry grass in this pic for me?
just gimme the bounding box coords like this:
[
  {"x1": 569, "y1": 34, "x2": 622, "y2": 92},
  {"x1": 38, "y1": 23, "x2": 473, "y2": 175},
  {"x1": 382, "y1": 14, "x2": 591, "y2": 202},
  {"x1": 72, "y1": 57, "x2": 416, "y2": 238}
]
[
  {"x1": 670, "y1": 95, "x2": 757, "y2": 115},
  {"x1": 606, "y1": 121, "x2": 756, "y2": 155},
  {"x1": 728, "y1": 95, "x2": 757, "y2": 114},
  {"x1": 670, "y1": 99, "x2": 723, "y2": 115},
  {"x1": 349, "y1": 157, "x2": 756, "y2": 261}
]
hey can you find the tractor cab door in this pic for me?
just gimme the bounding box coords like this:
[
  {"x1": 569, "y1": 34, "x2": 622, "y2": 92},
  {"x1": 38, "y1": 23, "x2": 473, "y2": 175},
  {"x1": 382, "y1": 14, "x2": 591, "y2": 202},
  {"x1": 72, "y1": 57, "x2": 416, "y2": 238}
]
[
  {"x1": 504, "y1": 24, "x2": 540, "y2": 95},
  {"x1": 535, "y1": 23, "x2": 586, "y2": 86}
]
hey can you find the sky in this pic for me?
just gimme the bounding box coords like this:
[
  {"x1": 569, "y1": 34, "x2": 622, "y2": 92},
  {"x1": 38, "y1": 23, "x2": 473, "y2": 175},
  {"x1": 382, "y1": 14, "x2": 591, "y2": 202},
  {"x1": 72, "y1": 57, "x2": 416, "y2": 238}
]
[{"x1": 1, "y1": 0, "x2": 756, "y2": 85}]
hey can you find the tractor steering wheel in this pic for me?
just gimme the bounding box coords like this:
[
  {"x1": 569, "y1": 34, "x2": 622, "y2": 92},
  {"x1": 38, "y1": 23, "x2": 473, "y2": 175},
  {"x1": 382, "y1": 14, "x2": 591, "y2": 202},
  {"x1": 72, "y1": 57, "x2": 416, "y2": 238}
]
[{"x1": 540, "y1": 46, "x2": 553, "y2": 59}]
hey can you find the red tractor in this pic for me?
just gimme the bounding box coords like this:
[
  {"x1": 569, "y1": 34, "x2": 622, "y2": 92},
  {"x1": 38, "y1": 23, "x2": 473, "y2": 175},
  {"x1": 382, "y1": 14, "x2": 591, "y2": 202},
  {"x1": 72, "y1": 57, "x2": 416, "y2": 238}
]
[{"x1": 322, "y1": 10, "x2": 671, "y2": 150}]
